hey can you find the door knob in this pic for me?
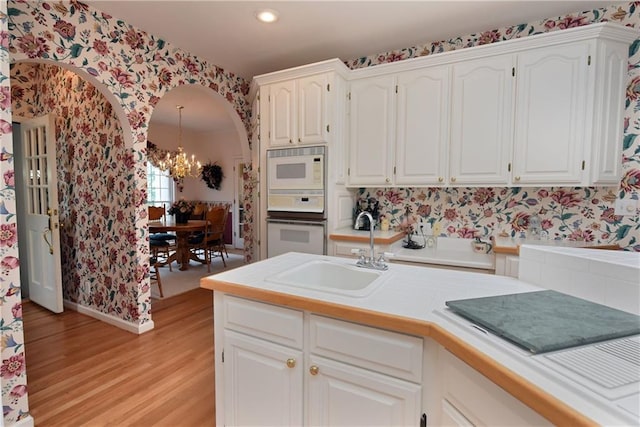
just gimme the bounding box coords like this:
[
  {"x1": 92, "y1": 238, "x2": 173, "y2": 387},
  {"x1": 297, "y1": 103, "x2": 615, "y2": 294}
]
[
  {"x1": 309, "y1": 365, "x2": 319, "y2": 375},
  {"x1": 286, "y1": 358, "x2": 296, "y2": 368},
  {"x1": 450, "y1": 177, "x2": 456, "y2": 182}
]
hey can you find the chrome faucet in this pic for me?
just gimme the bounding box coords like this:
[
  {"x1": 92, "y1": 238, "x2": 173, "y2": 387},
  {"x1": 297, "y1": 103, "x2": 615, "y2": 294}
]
[{"x1": 354, "y1": 211, "x2": 388, "y2": 271}]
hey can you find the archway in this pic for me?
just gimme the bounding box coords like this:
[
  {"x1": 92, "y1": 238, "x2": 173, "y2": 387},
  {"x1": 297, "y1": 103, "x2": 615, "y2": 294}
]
[
  {"x1": 10, "y1": 60, "x2": 137, "y2": 315},
  {"x1": 146, "y1": 84, "x2": 249, "y2": 299}
]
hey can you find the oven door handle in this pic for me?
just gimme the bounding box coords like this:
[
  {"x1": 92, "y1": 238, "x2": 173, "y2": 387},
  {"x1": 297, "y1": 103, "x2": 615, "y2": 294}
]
[{"x1": 267, "y1": 219, "x2": 326, "y2": 226}]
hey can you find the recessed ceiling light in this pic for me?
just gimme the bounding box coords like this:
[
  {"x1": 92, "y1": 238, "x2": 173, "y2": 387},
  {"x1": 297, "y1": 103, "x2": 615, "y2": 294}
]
[{"x1": 255, "y1": 9, "x2": 279, "y2": 23}]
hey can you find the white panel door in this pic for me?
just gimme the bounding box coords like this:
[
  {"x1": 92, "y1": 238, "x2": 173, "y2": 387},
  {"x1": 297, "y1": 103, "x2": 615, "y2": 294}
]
[
  {"x1": 269, "y1": 80, "x2": 296, "y2": 147},
  {"x1": 450, "y1": 55, "x2": 514, "y2": 185},
  {"x1": 224, "y1": 331, "x2": 303, "y2": 426},
  {"x1": 396, "y1": 66, "x2": 450, "y2": 186},
  {"x1": 513, "y1": 42, "x2": 589, "y2": 185},
  {"x1": 298, "y1": 73, "x2": 329, "y2": 144},
  {"x1": 21, "y1": 114, "x2": 63, "y2": 313},
  {"x1": 348, "y1": 75, "x2": 396, "y2": 186},
  {"x1": 307, "y1": 355, "x2": 421, "y2": 427}
]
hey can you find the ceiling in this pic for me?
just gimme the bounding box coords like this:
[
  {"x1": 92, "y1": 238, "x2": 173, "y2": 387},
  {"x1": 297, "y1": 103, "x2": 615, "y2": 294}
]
[{"x1": 86, "y1": 0, "x2": 623, "y2": 132}]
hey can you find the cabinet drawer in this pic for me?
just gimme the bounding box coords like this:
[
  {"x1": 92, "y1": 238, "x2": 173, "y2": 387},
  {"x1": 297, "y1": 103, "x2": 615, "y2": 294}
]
[
  {"x1": 310, "y1": 315, "x2": 423, "y2": 382},
  {"x1": 223, "y1": 295, "x2": 303, "y2": 349}
]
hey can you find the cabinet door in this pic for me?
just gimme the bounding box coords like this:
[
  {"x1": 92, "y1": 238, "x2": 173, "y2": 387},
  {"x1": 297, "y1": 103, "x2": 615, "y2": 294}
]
[
  {"x1": 298, "y1": 74, "x2": 329, "y2": 144},
  {"x1": 395, "y1": 66, "x2": 450, "y2": 186},
  {"x1": 450, "y1": 56, "x2": 514, "y2": 185},
  {"x1": 513, "y1": 42, "x2": 589, "y2": 185},
  {"x1": 269, "y1": 80, "x2": 296, "y2": 147},
  {"x1": 348, "y1": 75, "x2": 396, "y2": 186},
  {"x1": 308, "y1": 355, "x2": 421, "y2": 427},
  {"x1": 224, "y1": 331, "x2": 303, "y2": 426},
  {"x1": 591, "y1": 39, "x2": 629, "y2": 184},
  {"x1": 441, "y1": 399, "x2": 474, "y2": 426}
]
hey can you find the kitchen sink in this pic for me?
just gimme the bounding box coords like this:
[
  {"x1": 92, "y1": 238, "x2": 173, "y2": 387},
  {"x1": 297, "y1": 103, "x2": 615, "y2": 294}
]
[{"x1": 265, "y1": 259, "x2": 387, "y2": 297}]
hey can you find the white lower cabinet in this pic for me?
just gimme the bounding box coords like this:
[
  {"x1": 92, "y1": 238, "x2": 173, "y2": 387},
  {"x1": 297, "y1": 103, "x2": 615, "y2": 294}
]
[
  {"x1": 223, "y1": 331, "x2": 304, "y2": 426},
  {"x1": 308, "y1": 315, "x2": 423, "y2": 426},
  {"x1": 439, "y1": 349, "x2": 551, "y2": 426},
  {"x1": 307, "y1": 355, "x2": 421, "y2": 426},
  {"x1": 216, "y1": 293, "x2": 424, "y2": 426},
  {"x1": 216, "y1": 292, "x2": 553, "y2": 427},
  {"x1": 440, "y1": 399, "x2": 474, "y2": 427}
]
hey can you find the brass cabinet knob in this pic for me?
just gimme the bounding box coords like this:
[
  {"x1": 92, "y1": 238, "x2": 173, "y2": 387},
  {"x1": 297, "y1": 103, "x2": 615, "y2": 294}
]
[
  {"x1": 515, "y1": 176, "x2": 521, "y2": 181},
  {"x1": 298, "y1": 138, "x2": 301, "y2": 143},
  {"x1": 286, "y1": 358, "x2": 296, "y2": 368},
  {"x1": 385, "y1": 178, "x2": 390, "y2": 183},
  {"x1": 438, "y1": 177, "x2": 444, "y2": 183},
  {"x1": 309, "y1": 365, "x2": 319, "y2": 376},
  {"x1": 450, "y1": 177, "x2": 456, "y2": 182},
  {"x1": 289, "y1": 139, "x2": 292, "y2": 144}
]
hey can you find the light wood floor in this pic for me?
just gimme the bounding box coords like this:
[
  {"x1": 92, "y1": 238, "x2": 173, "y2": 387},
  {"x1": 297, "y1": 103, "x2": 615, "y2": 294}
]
[{"x1": 23, "y1": 288, "x2": 216, "y2": 426}]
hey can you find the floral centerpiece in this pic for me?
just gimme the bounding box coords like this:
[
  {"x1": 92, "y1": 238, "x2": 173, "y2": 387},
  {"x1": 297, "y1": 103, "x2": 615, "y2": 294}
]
[{"x1": 168, "y1": 199, "x2": 194, "y2": 223}]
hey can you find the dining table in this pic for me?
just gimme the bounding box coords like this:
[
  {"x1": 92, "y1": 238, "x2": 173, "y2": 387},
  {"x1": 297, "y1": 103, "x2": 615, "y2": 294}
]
[{"x1": 149, "y1": 219, "x2": 208, "y2": 271}]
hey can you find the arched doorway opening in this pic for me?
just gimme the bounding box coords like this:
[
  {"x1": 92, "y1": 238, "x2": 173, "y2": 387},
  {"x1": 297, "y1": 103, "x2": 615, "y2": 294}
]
[
  {"x1": 146, "y1": 84, "x2": 249, "y2": 299},
  {"x1": 11, "y1": 61, "x2": 136, "y2": 313}
]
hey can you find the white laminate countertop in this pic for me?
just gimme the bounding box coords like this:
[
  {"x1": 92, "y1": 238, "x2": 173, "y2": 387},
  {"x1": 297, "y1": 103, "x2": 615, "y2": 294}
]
[{"x1": 201, "y1": 251, "x2": 639, "y2": 426}]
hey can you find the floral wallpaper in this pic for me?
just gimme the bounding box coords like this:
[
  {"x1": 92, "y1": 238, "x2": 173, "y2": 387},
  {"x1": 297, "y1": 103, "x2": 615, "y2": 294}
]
[
  {"x1": 242, "y1": 163, "x2": 257, "y2": 263},
  {"x1": 11, "y1": 62, "x2": 142, "y2": 315},
  {"x1": 2, "y1": 0, "x2": 254, "y2": 422},
  {"x1": 0, "y1": 2, "x2": 29, "y2": 425},
  {"x1": 6, "y1": 0, "x2": 253, "y2": 323},
  {"x1": 349, "y1": 4, "x2": 640, "y2": 251}
]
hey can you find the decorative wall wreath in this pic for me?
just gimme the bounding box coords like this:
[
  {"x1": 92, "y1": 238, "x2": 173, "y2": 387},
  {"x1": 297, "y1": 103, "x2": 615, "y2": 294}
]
[{"x1": 201, "y1": 162, "x2": 224, "y2": 190}]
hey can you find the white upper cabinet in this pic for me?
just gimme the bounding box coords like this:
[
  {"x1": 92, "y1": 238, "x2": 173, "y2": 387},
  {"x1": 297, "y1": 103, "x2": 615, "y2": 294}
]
[
  {"x1": 395, "y1": 66, "x2": 451, "y2": 186},
  {"x1": 348, "y1": 66, "x2": 451, "y2": 187},
  {"x1": 347, "y1": 75, "x2": 396, "y2": 186},
  {"x1": 589, "y1": 36, "x2": 631, "y2": 184},
  {"x1": 268, "y1": 74, "x2": 330, "y2": 147},
  {"x1": 450, "y1": 55, "x2": 514, "y2": 186},
  {"x1": 342, "y1": 22, "x2": 636, "y2": 188},
  {"x1": 512, "y1": 42, "x2": 590, "y2": 185},
  {"x1": 298, "y1": 74, "x2": 330, "y2": 144},
  {"x1": 269, "y1": 80, "x2": 296, "y2": 146}
]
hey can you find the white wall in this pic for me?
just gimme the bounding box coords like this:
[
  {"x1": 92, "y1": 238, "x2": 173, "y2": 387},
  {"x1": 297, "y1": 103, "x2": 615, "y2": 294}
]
[{"x1": 148, "y1": 123, "x2": 241, "y2": 202}]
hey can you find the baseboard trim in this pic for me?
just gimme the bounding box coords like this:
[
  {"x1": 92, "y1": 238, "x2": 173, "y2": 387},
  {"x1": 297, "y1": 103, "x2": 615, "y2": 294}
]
[
  {"x1": 9, "y1": 414, "x2": 35, "y2": 427},
  {"x1": 63, "y1": 300, "x2": 155, "y2": 334}
]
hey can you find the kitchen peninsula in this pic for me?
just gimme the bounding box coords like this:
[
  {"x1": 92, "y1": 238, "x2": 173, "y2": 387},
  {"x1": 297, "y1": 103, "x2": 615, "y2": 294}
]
[{"x1": 201, "y1": 249, "x2": 640, "y2": 426}]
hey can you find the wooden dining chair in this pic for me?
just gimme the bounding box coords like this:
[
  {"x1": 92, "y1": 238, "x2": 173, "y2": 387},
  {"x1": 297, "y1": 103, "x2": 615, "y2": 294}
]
[
  {"x1": 190, "y1": 202, "x2": 207, "y2": 220},
  {"x1": 149, "y1": 256, "x2": 164, "y2": 298},
  {"x1": 148, "y1": 204, "x2": 176, "y2": 270},
  {"x1": 192, "y1": 206, "x2": 228, "y2": 272}
]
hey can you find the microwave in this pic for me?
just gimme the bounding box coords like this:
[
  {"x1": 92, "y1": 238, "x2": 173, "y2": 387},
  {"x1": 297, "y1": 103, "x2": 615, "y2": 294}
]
[{"x1": 267, "y1": 146, "x2": 325, "y2": 214}]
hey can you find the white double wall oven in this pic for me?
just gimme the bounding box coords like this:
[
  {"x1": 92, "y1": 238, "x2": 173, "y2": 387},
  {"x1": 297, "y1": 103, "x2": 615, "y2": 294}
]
[{"x1": 266, "y1": 146, "x2": 327, "y2": 258}]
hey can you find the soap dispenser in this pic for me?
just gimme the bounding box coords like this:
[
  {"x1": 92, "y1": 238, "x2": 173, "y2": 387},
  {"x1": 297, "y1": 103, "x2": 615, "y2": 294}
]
[{"x1": 528, "y1": 212, "x2": 541, "y2": 240}]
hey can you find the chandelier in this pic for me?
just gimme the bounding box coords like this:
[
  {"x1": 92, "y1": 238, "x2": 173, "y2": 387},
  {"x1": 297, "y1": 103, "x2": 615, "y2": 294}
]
[{"x1": 159, "y1": 105, "x2": 202, "y2": 180}]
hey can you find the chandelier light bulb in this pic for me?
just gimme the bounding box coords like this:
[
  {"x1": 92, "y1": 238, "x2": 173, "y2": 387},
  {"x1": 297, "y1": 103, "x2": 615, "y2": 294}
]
[{"x1": 158, "y1": 105, "x2": 202, "y2": 181}]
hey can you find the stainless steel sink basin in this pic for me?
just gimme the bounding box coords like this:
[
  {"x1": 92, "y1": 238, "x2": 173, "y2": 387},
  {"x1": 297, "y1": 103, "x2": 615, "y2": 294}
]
[{"x1": 265, "y1": 259, "x2": 387, "y2": 297}]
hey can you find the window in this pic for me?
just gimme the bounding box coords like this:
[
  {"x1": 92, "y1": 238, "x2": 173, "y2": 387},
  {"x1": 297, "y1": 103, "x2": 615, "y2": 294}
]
[{"x1": 147, "y1": 163, "x2": 174, "y2": 206}]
